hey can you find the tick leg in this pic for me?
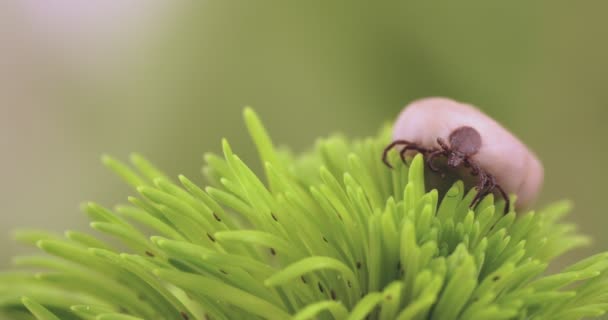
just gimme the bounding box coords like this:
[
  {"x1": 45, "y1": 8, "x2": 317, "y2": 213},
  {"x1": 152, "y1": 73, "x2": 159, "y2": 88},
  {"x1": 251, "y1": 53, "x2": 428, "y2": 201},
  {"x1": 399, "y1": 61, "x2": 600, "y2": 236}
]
[
  {"x1": 467, "y1": 163, "x2": 510, "y2": 214},
  {"x1": 470, "y1": 171, "x2": 490, "y2": 209},
  {"x1": 468, "y1": 158, "x2": 493, "y2": 208},
  {"x1": 400, "y1": 144, "x2": 430, "y2": 165},
  {"x1": 426, "y1": 149, "x2": 446, "y2": 173},
  {"x1": 465, "y1": 158, "x2": 480, "y2": 176},
  {"x1": 436, "y1": 137, "x2": 450, "y2": 151},
  {"x1": 494, "y1": 183, "x2": 510, "y2": 214},
  {"x1": 478, "y1": 174, "x2": 497, "y2": 206},
  {"x1": 383, "y1": 140, "x2": 413, "y2": 168}
]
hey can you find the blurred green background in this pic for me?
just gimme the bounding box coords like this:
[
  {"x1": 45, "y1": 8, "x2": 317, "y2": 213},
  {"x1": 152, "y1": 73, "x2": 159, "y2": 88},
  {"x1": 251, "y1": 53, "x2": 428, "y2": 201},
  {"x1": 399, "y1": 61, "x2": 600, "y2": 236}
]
[{"x1": 1, "y1": 1, "x2": 607, "y2": 271}]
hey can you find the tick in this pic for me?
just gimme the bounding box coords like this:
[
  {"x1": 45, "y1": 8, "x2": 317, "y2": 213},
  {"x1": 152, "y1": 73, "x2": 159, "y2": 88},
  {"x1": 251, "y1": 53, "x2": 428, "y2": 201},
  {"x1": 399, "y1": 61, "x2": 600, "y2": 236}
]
[{"x1": 382, "y1": 97, "x2": 543, "y2": 213}]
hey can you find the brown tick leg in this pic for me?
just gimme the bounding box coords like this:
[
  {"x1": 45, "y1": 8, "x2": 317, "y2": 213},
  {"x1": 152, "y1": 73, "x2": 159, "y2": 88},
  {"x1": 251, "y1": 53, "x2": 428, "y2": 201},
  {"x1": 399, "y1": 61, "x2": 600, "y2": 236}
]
[
  {"x1": 436, "y1": 137, "x2": 450, "y2": 151},
  {"x1": 399, "y1": 144, "x2": 430, "y2": 165},
  {"x1": 465, "y1": 158, "x2": 480, "y2": 176},
  {"x1": 470, "y1": 171, "x2": 489, "y2": 209},
  {"x1": 479, "y1": 174, "x2": 497, "y2": 205},
  {"x1": 470, "y1": 168, "x2": 509, "y2": 214},
  {"x1": 426, "y1": 149, "x2": 446, "y2": 173},
  {"x1": 494, "y1": 183, "x2": 510, "y2": 214},
  {"x1": 383, "y1": 140, "x2": 414, "y2": 168},
  {"x1": 468, "y1": 158, "x2": 493, "y2": 208}
]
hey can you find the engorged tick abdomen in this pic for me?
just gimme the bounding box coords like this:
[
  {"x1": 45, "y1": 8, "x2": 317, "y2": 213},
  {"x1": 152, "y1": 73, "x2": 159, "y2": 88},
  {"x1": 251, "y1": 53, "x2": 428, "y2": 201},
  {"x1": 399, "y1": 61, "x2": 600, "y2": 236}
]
[{"x1": 392, "y1": 97, "x2": 544, "y2": 209}]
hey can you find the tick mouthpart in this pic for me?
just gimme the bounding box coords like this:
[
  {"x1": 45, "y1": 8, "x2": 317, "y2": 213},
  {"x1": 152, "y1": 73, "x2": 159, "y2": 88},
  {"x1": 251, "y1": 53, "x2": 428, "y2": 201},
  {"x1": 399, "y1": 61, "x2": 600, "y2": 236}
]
[{"x1": 447, "y1": 153, "x2": 464, "y2": 168}]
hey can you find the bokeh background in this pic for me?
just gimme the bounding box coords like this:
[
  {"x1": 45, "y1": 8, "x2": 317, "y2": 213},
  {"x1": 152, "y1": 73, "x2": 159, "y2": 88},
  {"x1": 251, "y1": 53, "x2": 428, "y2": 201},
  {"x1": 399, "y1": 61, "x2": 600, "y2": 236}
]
[{"x1": 1, "y1": 1, "x2": 607, "y2": 274}]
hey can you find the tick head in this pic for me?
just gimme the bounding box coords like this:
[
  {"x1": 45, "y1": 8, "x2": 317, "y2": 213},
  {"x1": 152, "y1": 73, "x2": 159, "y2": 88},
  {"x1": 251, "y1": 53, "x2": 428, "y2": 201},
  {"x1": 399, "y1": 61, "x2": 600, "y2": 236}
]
[{"x1": 447, "y1": 152, "x2": 465, "y2": 168}]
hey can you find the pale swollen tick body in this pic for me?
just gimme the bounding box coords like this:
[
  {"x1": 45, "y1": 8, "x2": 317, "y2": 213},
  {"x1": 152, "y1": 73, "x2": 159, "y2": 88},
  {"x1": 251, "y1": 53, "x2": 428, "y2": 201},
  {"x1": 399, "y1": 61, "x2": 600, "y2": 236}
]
[{"x1": 382, "y1": 97, "x2": 544, "y2": 213}]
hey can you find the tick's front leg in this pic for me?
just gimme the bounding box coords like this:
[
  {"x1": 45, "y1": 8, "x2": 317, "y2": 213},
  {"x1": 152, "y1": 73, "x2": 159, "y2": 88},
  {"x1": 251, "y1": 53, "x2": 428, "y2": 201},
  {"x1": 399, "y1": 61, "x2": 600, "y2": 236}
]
[
  {"x1": 494, "y1": 183, "x2": 510, "y2": 214},
  {"x1": 383, "y1": 140, "x2": 414, "y2": 168},
  {"x1": 426, "y1": 149, "x2": 446, "y2": 173},
  {"x1": 478, "y1": 173, "x2": 510, "y2": 214},
  {"x1": 466, "y1": 158, "x2": 481, "y2": 176},
  {"x1": 399, "y1": 144, "x2": 431, "y2": 165},
  {"x1": 383, "y1": 140, "x2": 431, "y2": 168},
  {"x1": 476, "y1": 174, "x2": 497, "y2": 207},
  {"x1": 470, "y1": 171, "x2": 489, "y2": 209},
  {"x1": 466, "y1": 160, "x2": 510, "y2": 214},
  {"x1": 467, "y1": 158, "x2": 493, "y2": 208}
]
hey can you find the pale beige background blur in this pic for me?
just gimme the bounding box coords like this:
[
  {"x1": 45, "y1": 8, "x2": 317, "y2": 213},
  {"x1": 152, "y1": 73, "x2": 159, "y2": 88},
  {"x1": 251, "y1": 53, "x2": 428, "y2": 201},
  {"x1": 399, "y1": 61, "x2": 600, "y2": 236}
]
[{"x1": 1, "y1": 1, "x2": 607, "y2": 271}]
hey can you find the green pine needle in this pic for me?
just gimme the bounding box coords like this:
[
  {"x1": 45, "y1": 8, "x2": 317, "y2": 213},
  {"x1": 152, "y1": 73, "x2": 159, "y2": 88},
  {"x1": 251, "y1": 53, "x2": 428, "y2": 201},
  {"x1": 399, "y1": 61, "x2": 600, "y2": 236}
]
[{"x1": 2, "y1": 109, "x2": 608, "y2": 320}]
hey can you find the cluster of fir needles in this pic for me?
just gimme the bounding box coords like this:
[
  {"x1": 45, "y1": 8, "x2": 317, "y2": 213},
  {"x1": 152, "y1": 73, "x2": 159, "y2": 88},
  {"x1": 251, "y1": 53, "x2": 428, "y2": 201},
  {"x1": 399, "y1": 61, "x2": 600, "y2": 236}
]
[{"x1": 2, "y1": 108, "x2": 608, "y2": 320}]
